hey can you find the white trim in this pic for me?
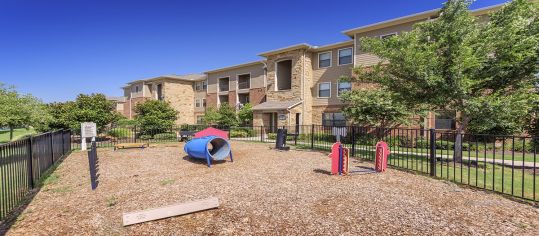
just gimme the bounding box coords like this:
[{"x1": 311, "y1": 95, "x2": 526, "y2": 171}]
[
  {"x1": 379, "y1": 32, "x2": 398, "y2": 39},
  {"x1": 338, "y1": 47, "x2": 353, "y2": 66},
  {"x1": 353, "y1": 35, "x2": 357, "y2": 67},
  {"x1": 337, "y1": 81, "x2": 352, "y2": 97},
  {"x1": 195, "y1": 98, "x2": 201, "y2": 108},
  {"x1": 317, "y1": 51, "x2": 332, "y2": 69},
  {"x1": 236, "y1": 73, "x2": 251, "y2": 90},
  {"x1": 317, "y1": 82, "x2": 331, "y2": 98}
]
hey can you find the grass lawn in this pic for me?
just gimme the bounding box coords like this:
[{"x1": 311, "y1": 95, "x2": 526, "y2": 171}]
[{"x1": 0, "y1": 128, "x2": 36, "y2": 143}]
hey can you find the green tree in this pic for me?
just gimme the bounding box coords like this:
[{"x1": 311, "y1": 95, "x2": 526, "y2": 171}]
[
  {"x1": 237, "y1": 103, "x2": 253, "y2": 126},
  {"x1": 351, "y1": 0, "x2": 538, "y2": 160},
  {"x1": 0, "y1": 84, "x2": 50, "y2": 140},
  {"x1": 46, "y1": 93, "x2": 121, "y2": 133},
  {"x1": 202, "y1": 106, "x2": 220, "y2": 125},
  {"x1": 340, "y1": 88, "x2": 421, "y2": 129},
  {"x1": 216, "y1": 103, "x2": 239, "y2": 127},
  {"x1": 134, "y1": 100, "x2": 177, "y2": 135}
]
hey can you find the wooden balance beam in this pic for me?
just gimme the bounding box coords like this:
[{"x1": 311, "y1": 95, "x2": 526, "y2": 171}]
[{"x1": 114, "y1": 142, "x2": 149, "y2": 151}]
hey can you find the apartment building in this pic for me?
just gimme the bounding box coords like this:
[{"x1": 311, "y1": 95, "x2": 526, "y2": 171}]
[
  {"x1": 113, "y1": 4, "x2": 502, "y2": 128},
  {"x1": 118, "y1": 74, "x2": 206, "y2": 124}
]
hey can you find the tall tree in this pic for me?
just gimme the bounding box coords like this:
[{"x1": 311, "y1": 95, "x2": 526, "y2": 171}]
[
  {"x1": 237, "y1": 103, "x2": 253, "y2": 126},
  {"x1": 340, "y1": 88, "x2": 422, "y2": 129},
  {"x1": 134, "y1": 100, "x2": 177, "y2": 135},
  {"x1": 0, "y1": 84, "x2": 50, "y2": 140},
  {"x1": 351, "y1": 0, "x2": 539, "y2": 160},
  {"x1": 46, "y1": 93, "x2": 121, "y2": 133}
]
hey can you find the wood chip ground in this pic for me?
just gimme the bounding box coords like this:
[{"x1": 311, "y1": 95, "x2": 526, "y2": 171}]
[{"x1": 2, "y1": 141, "x2": 539, "y2": 235}]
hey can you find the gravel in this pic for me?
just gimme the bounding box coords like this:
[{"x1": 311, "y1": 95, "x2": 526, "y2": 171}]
[{"x1": 3, "y1": 141, "x2": 539, "y2": 235}]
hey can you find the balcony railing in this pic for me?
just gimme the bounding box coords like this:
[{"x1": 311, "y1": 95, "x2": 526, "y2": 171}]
[
  {"x1": 238, "y1": 81, "x2": 250, "y2": 90},
  {"x1": 219, "y1": 84, "x2": 229, "y2": 92}
]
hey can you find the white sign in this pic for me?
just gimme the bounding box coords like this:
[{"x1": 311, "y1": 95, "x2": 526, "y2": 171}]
[
  {"x1": 81, "y1": 122, "x2": 97, "y2": 151},
  {"x1": 278, "y1": 114, "x2": 287, "y2": 120},
  {"x1": 81, "y1": 122, "x2": 97, "y2": 138},
  {"x1": 332, "y1": 127, "x2": 348, "y2": 137}
]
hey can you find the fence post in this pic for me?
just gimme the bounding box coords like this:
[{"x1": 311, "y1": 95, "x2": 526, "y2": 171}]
[
  {"x1": 311, "y1": 124, "x2": 315, "y2": 149},
  {"x1": 50, "y1": 132, "x2": 54, "y2": 164},
  {"x1": 429, "y1": 128, "x2": 436, "y2": 176},
  {"x1": 61, "y1": 130, "x2": 65, "y2": 156},
  {"x1": 260, "y1": 126, "x2": 264, "y2": 142},
  {"x1": 27, "y1": 136, "x2": 34, "y2": 188},
  {"x1": 351, "y1": 126, "x2": 356, "y2": 157},
  {"x1": 134, "y1": 125, "x2": 137, "y2": 143}
]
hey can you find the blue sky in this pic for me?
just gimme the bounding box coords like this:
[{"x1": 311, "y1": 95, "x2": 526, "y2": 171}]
[{"x1": 0, "y1": 0, "x2": 508, "y2": 102}]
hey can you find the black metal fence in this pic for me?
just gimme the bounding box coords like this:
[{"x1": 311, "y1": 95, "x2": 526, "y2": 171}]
[
  {"x1": 0, "y1": 130, "x2": 71, "y2": 220},
  {"x1": 69, "y1": 124, "x2": 538, "y2": 202},
  {"x1": 87, "y1": 141, "x2": 98, "y2": 190}
]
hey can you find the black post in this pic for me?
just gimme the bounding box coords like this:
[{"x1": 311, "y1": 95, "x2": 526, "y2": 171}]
[
  {"x1": 311, "y1": 124, "x2": 315, "y2": 149},
  {"x1": 61, "y1": 130, "x2": 65, "y2": 156},
  {"x1": 351, "y1": 126, "x2": 356, "y2": 157},
  {"x1": 429, "y1": 128, "x2": 436, "y2": 176},
  {"x1": 50, "y1": 132, "x2": 54, "y2": 164},
  {"x1": 260, "y1": 126, "x2": 264, "y2": 142},
  {"x1": 134, "y1": 125, "x2": 137, "y2": 143},
  {"x1": 27, "y1": 137, "x2": 34, "y2": 188}
]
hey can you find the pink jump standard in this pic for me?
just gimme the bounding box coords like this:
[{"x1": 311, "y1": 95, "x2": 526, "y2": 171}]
[
  {"x1": 375, "y1": 141, "x2": 389, "y2": 172},
  {"x1": 329, "y1": 142, "x2": 349, "y2": 175}
]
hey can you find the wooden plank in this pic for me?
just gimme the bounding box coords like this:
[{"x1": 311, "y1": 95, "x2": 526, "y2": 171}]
[
  {"x1": 114, "y1": 143, "x2": 148, "y2": 149},
  {"x1": 122, "y1": 197, "x2": 219, "y2": 226}
]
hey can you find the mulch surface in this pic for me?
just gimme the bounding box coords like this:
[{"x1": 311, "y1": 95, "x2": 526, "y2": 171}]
[{"x1": 3, "y1": 141, "x2": 539, "y2": 235}]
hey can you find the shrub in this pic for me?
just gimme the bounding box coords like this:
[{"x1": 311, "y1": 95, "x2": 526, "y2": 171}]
[
  {"x1": 138, "y1": 134, "x2": 152, "y2": 140},
  {"x1": 107, "y1": 128, "x2": 132, "y2": 138},
  {"x1": 154, "y1": 132, "x2": 176, "y2": 140},
  {"x1": 230, "y1": 128, "x2": 255, "y2": 138}
]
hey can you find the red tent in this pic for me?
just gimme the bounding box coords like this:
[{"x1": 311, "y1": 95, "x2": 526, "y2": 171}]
[{"x1": 194, "y1": 127, "x2": 229, "y2": 140}]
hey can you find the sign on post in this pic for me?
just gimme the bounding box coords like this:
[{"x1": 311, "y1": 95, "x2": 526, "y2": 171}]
[{"x1": 81, "y1": 122, "x2": 97, "y2": 150}]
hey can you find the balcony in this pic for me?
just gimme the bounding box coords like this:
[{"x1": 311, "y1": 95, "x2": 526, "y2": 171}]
[
  {"x1": 219, "y1": 77, "x2": 230, "y2": 92},
  {"x1": 238, "y1": 74, "x2": 250, "y2": 90},
  {"x1": 238, "y1": 81, "x2": 250, "y2": 90}
]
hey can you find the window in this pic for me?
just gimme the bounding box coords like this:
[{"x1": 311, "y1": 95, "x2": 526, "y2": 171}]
[
  {"x1": 196, "y1": 116, "x2": 204, "y2": 124},
  {"x1": 219, "y1": 95, "x2": 228, "y2": 105},
  {"x1": 202, "y1": 98, "x2": 206, "y2": 107},
  {"x1": 219, "y1": 77, "x2": 230, "y2": 92},
  {"x1": 318, "y1": 83, "x2": 331, "y2": 98},
  {"x1": 338, "y1": 48, "x2": 353, "y2": 65},
  {"x1": 276, "y1": 60, "x2": 292, "y2": 90},
  {"x1": 195, "y1": 99, "x2": 201, "y2": 108},
  {"x1": 318, "y1": 52, "x2": 331, "y2": 68},
  {"x1": 238, "y1": 93, "x2": 249, "y2": 105},
  {"x1": 380, "y1": 33, "x2": 397, "y2": 39},
  {"x1": 156, "y1": 84, "x2": 163, "y2": 100},
  {"x1": 135, "y1": 86, "x2": 139, "y2": 93},
  {"x1": 337, "y1": 81, "x2": 351, "y2": 96},
  {"x1": 322, "y1": 113, "x2": 346, "y2": 127},
  {"x1": 196, "y1": 81, "x2": 207, "y2": 91},
  {"x1": 435, "y1": 111, "x2": 456, "y2": 130},
  {"x1": 238, "y1": 74, "x2": 250, "y2": 90}
]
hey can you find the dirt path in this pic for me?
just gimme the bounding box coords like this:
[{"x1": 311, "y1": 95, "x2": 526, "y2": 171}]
[{"x1": 3, "y1": 141, "x2": 539, "y2": 235}]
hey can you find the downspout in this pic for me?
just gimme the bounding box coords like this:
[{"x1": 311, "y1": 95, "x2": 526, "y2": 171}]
[{"x1": 301, "y1": 49, "x2": 305, "y2": 126}]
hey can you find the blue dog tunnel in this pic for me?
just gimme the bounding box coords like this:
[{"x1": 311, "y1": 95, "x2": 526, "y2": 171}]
[{"x1": 183, "y1": 136, "x2": 233, "y2": 167}]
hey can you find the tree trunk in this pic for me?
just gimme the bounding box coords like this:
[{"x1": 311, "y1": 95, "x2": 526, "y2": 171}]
[
  {"x1": 9, "y1": 126, "x2": 13, "y2": 141},
  {"x1": 453, "y1": 113, "x2": 468, "y2": 162}
]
